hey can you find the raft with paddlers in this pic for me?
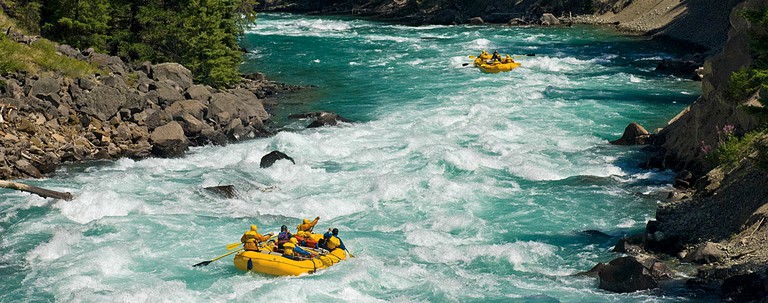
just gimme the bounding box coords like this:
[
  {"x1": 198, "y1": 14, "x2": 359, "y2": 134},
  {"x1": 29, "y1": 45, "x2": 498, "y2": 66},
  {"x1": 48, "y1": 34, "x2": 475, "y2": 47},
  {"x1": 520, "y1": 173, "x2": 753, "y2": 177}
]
[
  {"x1": 466, "y1": 50, "x2": 532, "y2": 73},
  {"x1": 193, "y1": 219, "x2": 355, "y2": 276}
]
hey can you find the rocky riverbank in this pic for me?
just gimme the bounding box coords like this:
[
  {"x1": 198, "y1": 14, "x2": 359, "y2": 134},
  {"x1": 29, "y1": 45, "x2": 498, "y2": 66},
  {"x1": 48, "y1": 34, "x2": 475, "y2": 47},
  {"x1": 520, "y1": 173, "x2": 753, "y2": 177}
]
[
  {"x1": 0, "y1": 32, "x2": 303, "y2": 180},
  {"x1": 597, "y1": 0, "x2": 768, "y2": 300}
]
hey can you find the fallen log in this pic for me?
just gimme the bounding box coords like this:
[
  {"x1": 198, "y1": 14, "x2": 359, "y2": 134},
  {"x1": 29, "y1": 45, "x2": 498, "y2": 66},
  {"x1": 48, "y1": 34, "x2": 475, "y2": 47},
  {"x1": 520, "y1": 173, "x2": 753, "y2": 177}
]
[{"x1": 0, "y1": 180, "x2": 74, "y2": 201}]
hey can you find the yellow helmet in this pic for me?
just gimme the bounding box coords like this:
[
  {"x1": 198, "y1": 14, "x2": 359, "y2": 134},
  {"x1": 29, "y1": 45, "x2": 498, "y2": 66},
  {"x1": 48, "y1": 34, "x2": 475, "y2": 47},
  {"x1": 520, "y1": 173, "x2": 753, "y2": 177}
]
[
  {"x1": 250, "y1": 224, "x2": 257, "y2": 231},
  {"x1": 303, "y1": 218, "x2": 310, "y2": 224},
  {"x1": 290, "y1": 237, "x2": 298, "y2": 244}
]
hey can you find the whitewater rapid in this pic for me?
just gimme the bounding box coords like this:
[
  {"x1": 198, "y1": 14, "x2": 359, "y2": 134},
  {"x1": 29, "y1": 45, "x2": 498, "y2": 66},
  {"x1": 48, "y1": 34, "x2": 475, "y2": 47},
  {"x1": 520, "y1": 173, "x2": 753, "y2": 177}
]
[{"x1": 0, "y1": 13, "x2": 704, "y2": 302}]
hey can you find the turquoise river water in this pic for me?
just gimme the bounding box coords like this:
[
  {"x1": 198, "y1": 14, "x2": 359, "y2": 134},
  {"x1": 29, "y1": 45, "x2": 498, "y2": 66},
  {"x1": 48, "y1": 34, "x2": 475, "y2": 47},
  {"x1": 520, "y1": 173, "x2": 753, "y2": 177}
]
[{"x1": 1, "y1": 13, "x2": 708, "y2": 302}]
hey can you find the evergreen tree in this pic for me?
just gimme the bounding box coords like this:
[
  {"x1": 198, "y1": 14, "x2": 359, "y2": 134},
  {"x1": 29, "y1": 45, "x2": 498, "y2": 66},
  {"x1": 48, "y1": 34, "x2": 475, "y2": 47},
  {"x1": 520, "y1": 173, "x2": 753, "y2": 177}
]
[{"x1": 41, "y1": 0, "x2": 111, "y2": 51}]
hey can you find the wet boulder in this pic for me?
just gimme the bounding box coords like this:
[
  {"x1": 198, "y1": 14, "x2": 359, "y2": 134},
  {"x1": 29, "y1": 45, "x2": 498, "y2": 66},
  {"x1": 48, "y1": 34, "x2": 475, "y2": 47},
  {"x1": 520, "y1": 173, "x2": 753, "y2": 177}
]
[
  {"x1": 260, "y1": 150, "x2": 295, "y2": 168},
  {"x1": 610, "y1": 122, "x2": 650, "y2": 145},
  {"x1": 289, "y1": 112, "x2": 352, "y2": 128},
  {"x1": 598, "y1": 256, "x2": 670, "y2": 293}
]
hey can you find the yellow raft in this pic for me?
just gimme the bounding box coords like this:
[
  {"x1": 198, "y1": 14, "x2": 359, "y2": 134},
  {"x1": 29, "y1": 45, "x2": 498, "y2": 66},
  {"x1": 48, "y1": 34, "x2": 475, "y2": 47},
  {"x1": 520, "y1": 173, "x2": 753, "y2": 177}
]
[
  {"x1": 472, "y1": 51, "x2": 521, "y2": 73},
  {"x1": 233, "y1": 248, "x2": 347, "y2": 276}
]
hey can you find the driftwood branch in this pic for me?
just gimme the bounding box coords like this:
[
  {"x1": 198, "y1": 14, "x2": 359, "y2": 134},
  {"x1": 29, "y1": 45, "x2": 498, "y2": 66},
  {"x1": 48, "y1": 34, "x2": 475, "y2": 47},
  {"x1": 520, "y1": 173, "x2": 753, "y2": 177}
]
[{"x1": 0, "y1": 180, "x2": 73, "y2": 200}]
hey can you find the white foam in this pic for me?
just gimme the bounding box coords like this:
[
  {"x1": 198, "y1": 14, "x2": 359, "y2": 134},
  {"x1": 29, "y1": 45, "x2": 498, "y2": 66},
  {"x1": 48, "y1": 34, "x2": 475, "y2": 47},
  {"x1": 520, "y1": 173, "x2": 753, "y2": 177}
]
[
  {"x1": 27, "y1": 229, "x2": 81, "y2": 261},
  {"x1": 56, "y1": 190, "x2": 145, "y2": 224}
]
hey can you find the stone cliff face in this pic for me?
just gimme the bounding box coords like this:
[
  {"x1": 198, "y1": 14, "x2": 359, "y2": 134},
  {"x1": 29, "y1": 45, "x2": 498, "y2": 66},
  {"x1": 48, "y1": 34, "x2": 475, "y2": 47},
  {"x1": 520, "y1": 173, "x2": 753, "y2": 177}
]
[{"x1": 652, "y1": 0, "x2": 766, "y2": 174}]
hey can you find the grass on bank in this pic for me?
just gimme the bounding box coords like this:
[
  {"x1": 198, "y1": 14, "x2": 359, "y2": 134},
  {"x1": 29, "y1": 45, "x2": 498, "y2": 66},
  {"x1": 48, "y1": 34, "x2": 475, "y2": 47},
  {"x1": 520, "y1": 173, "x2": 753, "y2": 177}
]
[{"x1": 0, "y1": 9, "x2": 98, "y2": 78}]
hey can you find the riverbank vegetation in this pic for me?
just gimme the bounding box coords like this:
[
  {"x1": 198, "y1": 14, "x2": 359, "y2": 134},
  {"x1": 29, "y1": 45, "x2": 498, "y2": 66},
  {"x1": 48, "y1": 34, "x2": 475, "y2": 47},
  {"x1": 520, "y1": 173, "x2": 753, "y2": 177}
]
[
  {"x1": 718, "y1": 7, "x2": 768, "y2": 169},
  {"x1": 1, "y1": 0, "x2": 258, "y2": 87},
  {"x1": 0, "y1": 10, "x2": 98, "y2": 77}
]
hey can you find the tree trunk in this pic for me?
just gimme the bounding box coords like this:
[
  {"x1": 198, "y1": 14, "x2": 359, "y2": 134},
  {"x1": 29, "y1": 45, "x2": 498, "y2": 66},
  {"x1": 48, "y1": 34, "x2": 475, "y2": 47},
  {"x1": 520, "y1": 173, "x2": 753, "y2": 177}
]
[{"x1": 0, "y1": 180, "x2": 74, "y2": 201}]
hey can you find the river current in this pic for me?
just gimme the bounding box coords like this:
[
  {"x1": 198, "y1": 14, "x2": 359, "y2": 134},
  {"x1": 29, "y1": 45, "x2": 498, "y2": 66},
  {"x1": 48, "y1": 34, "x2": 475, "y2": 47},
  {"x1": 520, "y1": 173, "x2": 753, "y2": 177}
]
[{"x1": 1, "y1": 13, "x2": 705, "y2": 302}]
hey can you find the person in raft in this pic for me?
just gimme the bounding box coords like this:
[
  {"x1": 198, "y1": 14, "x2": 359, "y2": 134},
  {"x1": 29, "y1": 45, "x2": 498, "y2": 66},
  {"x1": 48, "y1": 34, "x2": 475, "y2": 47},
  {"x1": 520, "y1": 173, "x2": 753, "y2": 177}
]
[
  {"x1": 320, "y1": 228, "x2": 347, "y2": 251},
  {"x1": 277, "y1": 225, "x2": 293, "y2": 249},
  {"x1": 283, "y1": 237, "x2": 312, "y2": 259},
  {"x1": 240, "y1": 224, "x2": 273, "y2": 251},
  {"x1": 297, "y1": 216, "x2": 320, "y2": 233},
  {"x1": 489, "y1": 50, "x2": 502, "y2": 64}
]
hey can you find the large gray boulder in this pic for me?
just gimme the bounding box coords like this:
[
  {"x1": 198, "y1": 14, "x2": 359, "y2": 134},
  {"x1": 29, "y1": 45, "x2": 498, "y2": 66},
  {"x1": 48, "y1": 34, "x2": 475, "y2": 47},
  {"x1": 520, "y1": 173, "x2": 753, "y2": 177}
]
[
  {"x1": 151, "y1": 81, "x2": 185, "y2": 106},
  {"x1": 149, "y1": 121, "x2": 188, "y2": 158},
  {"x1": 151, "y1": 63, "x2": 194, "y2": 90},
  {"x1": 166, "y1": 100, "x2": 206, "y2": 120},
  {"x1": 29, "y1": 77, "x2": 61, "y2": 105},
  {"x1": 207, "y1": 91, "x2": 268, "y2": 127},
  {"x1": 185, "y1": 85, "x2": 212, "y2": 102},
  {"x1": 76, "y1": 86, "x2": 126, "y2": 121},
  {"x1": 90, "y1": 53, "x2": 127, "y2": 75},
  {"x1": 146, "y1": 109, "x2": 173, "y2": 131}
]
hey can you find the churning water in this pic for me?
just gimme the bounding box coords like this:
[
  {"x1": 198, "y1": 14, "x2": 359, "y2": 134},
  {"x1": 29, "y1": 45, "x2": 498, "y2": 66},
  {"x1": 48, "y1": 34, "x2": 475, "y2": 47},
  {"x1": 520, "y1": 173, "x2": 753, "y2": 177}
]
[{"x1": 1, "y1": 13, "x2": 704, "y2": 302}]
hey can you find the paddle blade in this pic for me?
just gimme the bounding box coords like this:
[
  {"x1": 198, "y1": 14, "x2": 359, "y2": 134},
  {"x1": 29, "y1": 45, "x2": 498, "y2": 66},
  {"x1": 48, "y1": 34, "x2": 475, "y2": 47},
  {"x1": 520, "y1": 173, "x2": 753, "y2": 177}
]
[
  {"x1": 193, "y1": 260, "x2": 212, "y2": 267},
  {"x1": 462, "y1": 63, "x2": 469, "y2": 66},
  {"x1": 525, "y1": 53, "x2": 536, "y2": 56},
  {"x1": 468, "y1": 55, "x2": 476, "y2": 59},
  {"x1": 226, "y1": 242, "x2": 241, "y2": 250}
]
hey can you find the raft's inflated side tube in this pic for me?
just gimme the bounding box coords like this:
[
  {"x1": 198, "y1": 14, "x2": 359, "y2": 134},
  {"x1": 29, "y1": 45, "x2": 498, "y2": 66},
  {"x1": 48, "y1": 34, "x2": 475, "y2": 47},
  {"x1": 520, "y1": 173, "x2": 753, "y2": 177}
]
[
  {"x1": 477, "y1": 61, "x2": 521, "y2": 73},
  {"x1": 233, "y1": 248, "x2": 347, "y2": 276}
]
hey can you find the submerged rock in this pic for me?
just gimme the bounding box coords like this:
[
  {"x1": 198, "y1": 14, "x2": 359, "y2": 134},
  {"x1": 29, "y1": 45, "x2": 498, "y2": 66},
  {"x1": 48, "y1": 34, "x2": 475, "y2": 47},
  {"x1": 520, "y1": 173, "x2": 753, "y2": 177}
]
[
  {"x1": 260, "y1": 150, "x2": 295, "y2": 168},
  {"x1": 204, "y1": 185, "x2": 237, "y2": 199}
]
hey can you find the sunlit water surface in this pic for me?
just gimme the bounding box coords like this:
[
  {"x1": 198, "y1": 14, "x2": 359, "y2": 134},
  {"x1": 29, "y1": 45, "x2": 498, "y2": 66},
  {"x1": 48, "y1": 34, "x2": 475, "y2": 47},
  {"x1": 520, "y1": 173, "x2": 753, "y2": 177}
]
[{"x1": 0, "y1": 13, "x2": 707, "y2": 302}]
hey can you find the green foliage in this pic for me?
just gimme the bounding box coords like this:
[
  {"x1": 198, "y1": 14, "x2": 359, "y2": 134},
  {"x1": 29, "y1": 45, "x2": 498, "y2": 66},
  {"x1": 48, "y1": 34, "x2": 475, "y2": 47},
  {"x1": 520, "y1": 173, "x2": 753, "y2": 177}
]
[
  {"x1": 2, "y1": 0, "x2": 42, "y2": 33},
  {"x1": 29, "y1": 39, "x2": 99, "y2": 77},
  {"x1": 3, "y1": 0, "x2": 259, "y2": 87},
  {"x1": 40, "y1": 0, "x2": 111, "y2": 51},
  {"x1": 0, "y1": 31, "x2": 98, "y2": 77},
  {"x1": 730, "y1": 8, "x2": 768, "y2": 111},
  {"x1": 0, "y1": 35, "x2": 27, "y2": 73},
  {"x1": 106, "y1": 0, "x2": 258, "y2": 87},
  {"x1": 710, "y1": 130, "x2": 765, "y2": 168}
]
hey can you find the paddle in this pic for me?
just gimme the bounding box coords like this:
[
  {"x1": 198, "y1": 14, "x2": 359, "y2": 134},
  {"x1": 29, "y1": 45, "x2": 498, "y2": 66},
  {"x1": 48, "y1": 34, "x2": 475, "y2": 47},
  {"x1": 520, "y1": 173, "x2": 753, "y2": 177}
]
[
  {"x1": 193, "y1": 248, "x2": 243, "y2": 267},
  {"x1": 346, "y1": 249, "x2": 356, "y2": 258},
  {"x1": 226, "y1": 241, "x2": 241, "y2": 250}
]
